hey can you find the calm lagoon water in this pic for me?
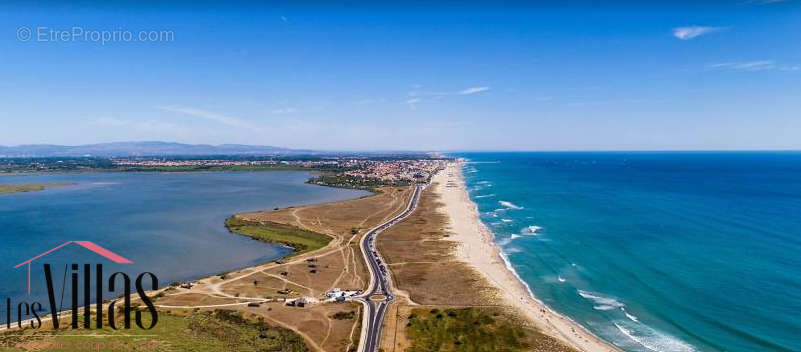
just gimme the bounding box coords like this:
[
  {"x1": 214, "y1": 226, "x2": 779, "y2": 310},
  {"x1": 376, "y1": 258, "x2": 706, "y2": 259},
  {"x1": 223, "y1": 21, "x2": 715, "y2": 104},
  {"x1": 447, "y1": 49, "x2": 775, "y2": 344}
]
[
  {"x1": 0, "y1": 171, "x2": 368, "y2": 314},
  {"x1": 457, "y1": 152, "x2": 801, "y2": 352}
]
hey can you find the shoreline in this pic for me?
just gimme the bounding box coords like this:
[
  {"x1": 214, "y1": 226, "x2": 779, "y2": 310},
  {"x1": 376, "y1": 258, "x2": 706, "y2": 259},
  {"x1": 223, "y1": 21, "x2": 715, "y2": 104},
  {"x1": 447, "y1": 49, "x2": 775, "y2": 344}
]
[{"x1": 433, "y1": 161, "x2": 620, "y2": 352}]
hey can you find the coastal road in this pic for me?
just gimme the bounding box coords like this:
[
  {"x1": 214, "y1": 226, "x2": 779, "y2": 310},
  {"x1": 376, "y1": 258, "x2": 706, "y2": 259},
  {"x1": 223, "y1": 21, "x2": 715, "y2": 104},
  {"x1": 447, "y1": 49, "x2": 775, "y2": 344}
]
[{"x1": 355, "y1": 184, "x2": 422, "y2": 352}]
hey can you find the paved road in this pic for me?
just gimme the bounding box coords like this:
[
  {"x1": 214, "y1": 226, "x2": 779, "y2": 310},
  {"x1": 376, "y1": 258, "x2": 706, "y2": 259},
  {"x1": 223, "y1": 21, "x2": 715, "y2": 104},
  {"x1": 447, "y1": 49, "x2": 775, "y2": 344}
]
[{"x1": 355, "y1": 184, "x2": 422, "y2": 352}]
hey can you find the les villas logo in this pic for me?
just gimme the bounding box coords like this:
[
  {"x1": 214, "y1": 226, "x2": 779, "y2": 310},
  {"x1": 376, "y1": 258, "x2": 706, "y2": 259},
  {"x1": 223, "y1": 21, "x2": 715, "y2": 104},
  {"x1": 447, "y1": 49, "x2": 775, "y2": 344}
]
[{"x1": 6, "y1": 241, "x2": 158, "y2": 330}]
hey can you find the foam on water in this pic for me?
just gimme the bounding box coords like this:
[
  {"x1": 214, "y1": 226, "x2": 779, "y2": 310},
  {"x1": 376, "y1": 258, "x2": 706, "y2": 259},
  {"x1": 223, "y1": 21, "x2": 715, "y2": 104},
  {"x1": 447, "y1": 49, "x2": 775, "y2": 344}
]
[
  {"x1": 497, "y1": 237, "x2": 513, "y2": 246},
  {"x1": 577, "y1": 292, "x2": 694, "y2": 352},
  {"x1": 577, "y1": 290, "x2": 626, "y2": 310},
  {"x1": 493, "y1": 207, "x2": 508, "y2": 214},
  {"x1": 613, "y1": 321, "x2": 697, "y2": 352},
  {"x1": 594, "y1": 305, "x2": 620, "y2": 311},
  {"x1": 501, "y1": 218, "x2": 513, "y2": 223},
  {"x1": 522, "y1": 225, "x2": 542, "y2": 234},
  {"x1": 499, "y1": 200, "x2": 524, "y2": 210},
  {"x1": 622, "y1": 308, "x2": 639, "y2": 322},
  {"x1": 474, "y1": 193, "x2": 495, "y2": 198}
]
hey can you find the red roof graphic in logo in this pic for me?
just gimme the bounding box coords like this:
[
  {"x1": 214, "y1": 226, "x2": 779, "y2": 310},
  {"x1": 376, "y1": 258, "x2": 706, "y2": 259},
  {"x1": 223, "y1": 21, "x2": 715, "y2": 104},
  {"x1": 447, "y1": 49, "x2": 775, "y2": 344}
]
[{"x1": 13, "y1": 241, "x2": 133, "y2": 294}]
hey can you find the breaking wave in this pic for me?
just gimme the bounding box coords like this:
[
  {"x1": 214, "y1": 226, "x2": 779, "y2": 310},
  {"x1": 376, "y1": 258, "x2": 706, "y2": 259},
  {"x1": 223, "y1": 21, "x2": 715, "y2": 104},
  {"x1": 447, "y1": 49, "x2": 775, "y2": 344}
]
[
  {"x1": 498, "y1": 200, "x2": 523, "y2": 210},
  {"x1": 522, "y1": 225, "x2": 542, "y2": 234},
  {"x1": 474, "y1": 193, "x2": 495, "y2": 198},
  {"x1": 577, "y1": 290, "x2": 626, "y2": 310},
  {"x1": 578, "y1": 291, "x2": 696, "y2": 352},
  {"x1": 613, "y1": 321, "x2": 696, "y2": 352},
  {"x1": 620, "y1": 307, "x2": 639, "y2": 322}
]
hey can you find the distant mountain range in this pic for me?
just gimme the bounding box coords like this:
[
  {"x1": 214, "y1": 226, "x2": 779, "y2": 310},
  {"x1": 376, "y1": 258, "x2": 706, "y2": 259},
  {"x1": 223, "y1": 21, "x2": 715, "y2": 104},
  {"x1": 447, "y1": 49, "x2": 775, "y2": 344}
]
[{"x1": 0, "y1": 142, "x2": 312, "y2": 157}]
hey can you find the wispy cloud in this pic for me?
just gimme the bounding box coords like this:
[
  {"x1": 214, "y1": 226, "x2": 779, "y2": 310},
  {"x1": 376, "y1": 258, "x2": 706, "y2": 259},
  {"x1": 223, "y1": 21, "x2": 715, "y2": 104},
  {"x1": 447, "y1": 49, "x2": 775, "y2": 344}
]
[
  {"x1": 458, "y1": 86, "x2": 490, "y2": 95},
  {"x1": 157, "y1": 105, "x2": 258, "y2": 130},
  {"x1": 405, "y1": 98, "x2": 421, "y2": 110},
  {"x1": 672, "y1": 26, "x2": 725, "y2": 40},
  {"x1": 410, "y1": 86, "x2": 491, "y2": 97},
  {"x1": 706, "y1": 60, "x2": 800, "y2": 71},
  {"x1": 405, "y1": 85, "x2": 490, "y2": 109}
]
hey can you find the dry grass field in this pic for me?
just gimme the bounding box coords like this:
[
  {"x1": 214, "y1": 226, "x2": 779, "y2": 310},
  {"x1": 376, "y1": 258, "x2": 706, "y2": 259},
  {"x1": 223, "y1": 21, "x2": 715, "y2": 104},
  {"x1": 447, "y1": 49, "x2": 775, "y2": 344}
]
[
  {"x1": 377, "y1": 185, "x2": 499, "y2": 306},
  {"x1": 377, "y1": 183, "x2": 577, "y2": 352}
]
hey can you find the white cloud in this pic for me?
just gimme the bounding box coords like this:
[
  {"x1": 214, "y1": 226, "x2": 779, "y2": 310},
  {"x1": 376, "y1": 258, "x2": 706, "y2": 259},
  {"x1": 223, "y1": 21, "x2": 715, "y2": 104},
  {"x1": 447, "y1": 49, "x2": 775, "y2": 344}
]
[
  {"x1": 707, "y1": 60, "x2": 800, "y2": 71},
  {"x1": 405, "y1": 98, "x2": 421, "y2": 110},
  {"x1": 404, "y1": 86, "x2": 490, "y2": 109},
  {"x1": 157, "y1": 105, "x2": 259, "y2": 130},
  {"x1": 458, "y1": 86, "x2": 490, "y2": 95},
  {"x1": 409, "y1": 86, "x2": 491, "y2": 97},
  {"x1": 672, "y1": 26, "x2": 725, "y2": 40}
]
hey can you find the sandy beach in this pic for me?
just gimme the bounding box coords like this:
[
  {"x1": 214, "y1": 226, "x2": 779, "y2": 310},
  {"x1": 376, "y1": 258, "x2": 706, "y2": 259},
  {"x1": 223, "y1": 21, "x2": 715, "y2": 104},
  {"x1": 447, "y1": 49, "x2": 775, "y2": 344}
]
[{"x1": 433, "y1": 161, "x2": 621, "y2": 352}]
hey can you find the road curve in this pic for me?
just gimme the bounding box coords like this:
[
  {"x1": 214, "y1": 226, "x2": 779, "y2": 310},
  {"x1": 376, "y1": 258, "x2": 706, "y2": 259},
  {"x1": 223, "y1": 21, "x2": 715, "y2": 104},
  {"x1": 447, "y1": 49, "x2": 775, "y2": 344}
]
[{"x1": 355, "y1": 184, "x2": 422, "y2": 352}]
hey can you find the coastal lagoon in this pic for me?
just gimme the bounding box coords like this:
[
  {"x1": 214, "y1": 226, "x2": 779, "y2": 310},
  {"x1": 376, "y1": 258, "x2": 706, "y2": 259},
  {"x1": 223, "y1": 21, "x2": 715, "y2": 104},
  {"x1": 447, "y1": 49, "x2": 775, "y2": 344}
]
[
  {"x1": 458, "y1": 152, "x2": 801, "y2": 352},
  {"x1": 0, "y1": 171, "x2": 368, "y2": 316}
]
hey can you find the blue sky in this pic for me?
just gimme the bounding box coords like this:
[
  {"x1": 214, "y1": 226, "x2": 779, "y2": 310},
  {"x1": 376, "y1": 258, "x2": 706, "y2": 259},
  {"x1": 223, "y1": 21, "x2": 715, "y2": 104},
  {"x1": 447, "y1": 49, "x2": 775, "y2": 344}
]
[{"x1": 1, "y1": 1, "x2": 799, "y2": 151}]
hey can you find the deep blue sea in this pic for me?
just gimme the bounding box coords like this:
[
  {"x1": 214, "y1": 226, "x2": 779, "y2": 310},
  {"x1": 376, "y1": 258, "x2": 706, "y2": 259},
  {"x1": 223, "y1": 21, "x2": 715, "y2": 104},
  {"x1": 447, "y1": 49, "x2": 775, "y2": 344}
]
[
  {"x1": 456, "y1": 152, "x2": 801, "y2": 352},
  {"x1": 0, "y1": 171, "x2": 368, "y2": 319}
]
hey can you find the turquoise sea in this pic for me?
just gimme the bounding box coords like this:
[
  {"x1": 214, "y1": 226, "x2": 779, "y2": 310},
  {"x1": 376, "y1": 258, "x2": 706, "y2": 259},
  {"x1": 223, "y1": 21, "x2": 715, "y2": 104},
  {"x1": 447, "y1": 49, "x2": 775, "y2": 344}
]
[
  {"x1": 457, "y1": 152, "x2": 801, "y2": 352},
  {"x1": 0, "y1": 171, "x2": 368, "y2": 318}
]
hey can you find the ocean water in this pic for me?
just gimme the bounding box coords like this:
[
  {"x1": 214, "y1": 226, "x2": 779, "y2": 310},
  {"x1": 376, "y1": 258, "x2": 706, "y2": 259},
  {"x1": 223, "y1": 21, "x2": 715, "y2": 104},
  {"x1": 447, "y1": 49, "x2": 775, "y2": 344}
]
[
  {"x1": 0, "y1": 171, "x2": 368, "y2": 317},
  {"x1": 456, "y1": 152, "x2": 801, "y2": 352}
]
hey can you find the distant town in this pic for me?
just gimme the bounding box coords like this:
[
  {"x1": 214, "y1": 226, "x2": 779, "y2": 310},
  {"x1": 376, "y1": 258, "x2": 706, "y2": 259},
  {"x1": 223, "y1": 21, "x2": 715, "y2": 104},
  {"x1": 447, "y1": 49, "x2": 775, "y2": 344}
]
[{"x1": 1, "y1": 154, "x2": 449, "y2": 191}]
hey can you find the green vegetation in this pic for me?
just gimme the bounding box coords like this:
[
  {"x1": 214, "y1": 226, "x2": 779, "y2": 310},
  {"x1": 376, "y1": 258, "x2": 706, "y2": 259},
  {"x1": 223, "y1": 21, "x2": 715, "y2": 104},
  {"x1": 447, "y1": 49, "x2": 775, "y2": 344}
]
[
  {"x1": 0, "y1": 183, "x2": 74, "y2": 194},
  {"x1": 405, "y1": 308, "x2": 531, "y2": 352},
  {"x1": 331, "y1": 310, "x2": 356, "y2": 320},
  {"x1": 225, "y1": 216, "x2": 331, "y2": 257},
  {"x1": 308, "y1": 173, "x2": 410, "y2": 192},
  {"x1": 0, "y1": 310, "x2": 308, "y2": 352}
]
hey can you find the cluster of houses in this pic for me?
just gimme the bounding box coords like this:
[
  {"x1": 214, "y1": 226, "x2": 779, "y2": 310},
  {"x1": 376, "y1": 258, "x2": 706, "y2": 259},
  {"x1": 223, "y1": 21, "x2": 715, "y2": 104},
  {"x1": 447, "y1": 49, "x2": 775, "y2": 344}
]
[{"x1": 343, "y1": 159, "x2": 446, "y2": 184}]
